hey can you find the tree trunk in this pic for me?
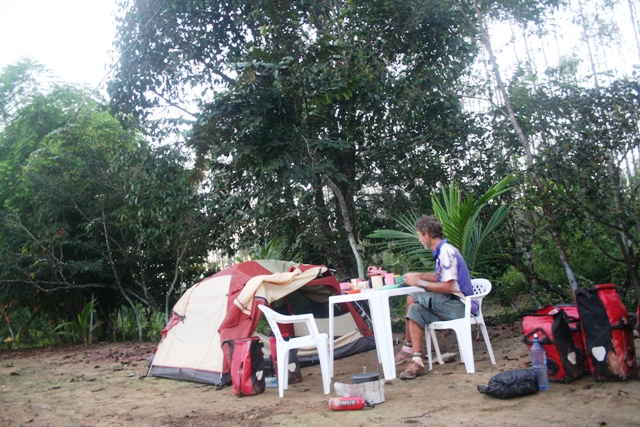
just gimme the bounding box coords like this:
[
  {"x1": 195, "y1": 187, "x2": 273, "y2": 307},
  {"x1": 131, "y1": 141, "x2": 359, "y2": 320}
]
[
  {"x1": 466, "y1": 0, "x2": 579, "y2": 291},
  {"x1": 165, "y1": 243, "x2": 188, "y2": 321},
  {"x1": 323, "y1": 176, "x2": 365, "y2": 279},
  {"x1": 304, "y1": 138, "x2": 365, "y2": 279},
  {"x1": 576, "y1": 0, "x2": 599, "y2": 87},
  {"x1": 102, "y1": 203, "x2": 144, "y2": 341},
  {"x1": 607, "y1": 157, "x2": 640, "y2": 301},
  {"x1": 628, "y1": 0, "x2": 640, "y2": 61}
]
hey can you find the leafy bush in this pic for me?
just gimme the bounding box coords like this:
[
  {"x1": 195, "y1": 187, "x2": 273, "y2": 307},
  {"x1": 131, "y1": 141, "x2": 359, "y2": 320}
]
[
  {"x1": 1, "y1": 307, "x2": 59, "y2": 349},
  {"x1": 494, "y1": 267, "x2": 530, "y2": 308},
  {"x1": 144, "y1": 312, "x2": 167, "y2": 342},
  {"x1": 55, "y1": 299, "x2": 103, "y2": 345}
]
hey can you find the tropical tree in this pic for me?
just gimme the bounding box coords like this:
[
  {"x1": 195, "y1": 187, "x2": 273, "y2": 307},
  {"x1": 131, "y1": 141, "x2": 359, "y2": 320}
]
[
  {"x1": 0, "y1": 57, "x2": 50, "y2": 128},
  {"x1": 502, "y1": 75, "x2": 640, "y2": 301},
  {"x1": 448, "y1": 0, "x2": 583, "y2": 292},
  {"x1": 108, "y1": 0, "x2": 481, "y2": 279},
  {"x1": 0, "y1": 60, "x2": 216, "y2": 339}
]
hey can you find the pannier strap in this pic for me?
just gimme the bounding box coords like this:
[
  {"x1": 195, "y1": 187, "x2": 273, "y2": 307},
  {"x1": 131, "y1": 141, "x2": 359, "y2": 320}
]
[
  {"x1": 523, "y1": 327, "x2": 554, "y2": 345},
  {"x1": 612, "y1": 317, "x2": 633, "y2": 330}
]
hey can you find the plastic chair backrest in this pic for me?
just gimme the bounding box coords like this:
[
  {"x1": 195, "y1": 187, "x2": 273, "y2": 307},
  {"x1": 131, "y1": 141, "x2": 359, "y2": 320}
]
[
  {"x1": 471, "y1": 278, "x2": 492, "y2": 297},
  {"x1": 469, "y1": 278, "x2": 492, "y2": 317},
  {"x1": 258, "y1": 304, "x2": 321, "y2": 341}
]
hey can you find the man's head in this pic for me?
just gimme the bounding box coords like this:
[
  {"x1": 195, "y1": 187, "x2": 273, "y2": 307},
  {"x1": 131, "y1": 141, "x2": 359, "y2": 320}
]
[{"x1": 414, "y1": 215, "x2": 444, "y2": 239}]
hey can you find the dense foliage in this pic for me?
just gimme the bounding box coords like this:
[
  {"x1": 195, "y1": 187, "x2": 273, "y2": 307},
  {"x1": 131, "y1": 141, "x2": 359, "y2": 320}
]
[
  {"x1": 0, "y1": 60, "x2": 215, "y2": 343},
  {"x1": 108, "y1": 0, "x2": 486, "y2": 278},
  {"x1": 2, "y1": 1, "x2": 640, "y2": 346}
]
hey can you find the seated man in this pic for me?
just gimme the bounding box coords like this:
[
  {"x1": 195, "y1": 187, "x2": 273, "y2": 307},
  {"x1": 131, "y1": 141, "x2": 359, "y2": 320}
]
[{"x1": 395, "y1": 214, "x2": 477, "y2": 379}]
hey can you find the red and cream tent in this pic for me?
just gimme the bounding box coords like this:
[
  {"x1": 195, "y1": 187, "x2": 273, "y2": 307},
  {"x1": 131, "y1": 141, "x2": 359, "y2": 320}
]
[{"x1": 149, "y1": 260, "x2": 374, "y2": 386}]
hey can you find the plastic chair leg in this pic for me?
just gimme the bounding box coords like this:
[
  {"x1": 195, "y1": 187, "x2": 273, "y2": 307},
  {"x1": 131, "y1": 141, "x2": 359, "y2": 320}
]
[
  {"x1": 430, "y1": 328, "x2": 444, "y2": 364},
  {"x1": 426, "y1": 327, "x2": 433, "y2": 371},
  {"x1": 315, "y1": 335, "x2": 331, "y2": 395},
  {"x1": 479, "y1": 323, "x2": 496, "y2": 365},
  {"x1": 277, "y1": 346, "x2": 290, "y2": 398},
  {"x1": 456, "y1": 326, "x2": 475, "y2": 374}
]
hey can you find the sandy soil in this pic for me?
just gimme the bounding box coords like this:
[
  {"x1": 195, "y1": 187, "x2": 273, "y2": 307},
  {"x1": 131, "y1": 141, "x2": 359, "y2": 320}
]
[{"x1": 1, "y1": 324, "x2": 639, "y2": 427}]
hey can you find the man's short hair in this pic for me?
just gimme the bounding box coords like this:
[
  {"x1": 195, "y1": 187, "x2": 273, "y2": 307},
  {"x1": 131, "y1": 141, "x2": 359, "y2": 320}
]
[{"x1": 414, "y1": 215, "x2": 444, "y2": 239}]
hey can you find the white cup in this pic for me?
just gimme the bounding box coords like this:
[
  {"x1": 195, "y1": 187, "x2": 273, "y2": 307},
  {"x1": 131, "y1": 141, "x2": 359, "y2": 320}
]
[{"x1": 371, "y1": 275, "x2": 384, "y2": 290}]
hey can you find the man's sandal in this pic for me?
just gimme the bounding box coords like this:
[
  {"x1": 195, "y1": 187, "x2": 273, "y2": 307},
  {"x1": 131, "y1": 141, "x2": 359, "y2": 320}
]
[{"x1": 399, "y1": 361, "x2": 425, "y2": 380}]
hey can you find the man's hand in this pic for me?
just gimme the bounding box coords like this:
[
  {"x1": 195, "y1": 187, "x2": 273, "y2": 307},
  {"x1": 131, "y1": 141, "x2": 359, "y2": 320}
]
[
  {"x1": 403, "y1": 272, "x2": 437, "y2": 286},
  {"x1": 402, "y1": 272, "x2": 422, "y2": 287}
]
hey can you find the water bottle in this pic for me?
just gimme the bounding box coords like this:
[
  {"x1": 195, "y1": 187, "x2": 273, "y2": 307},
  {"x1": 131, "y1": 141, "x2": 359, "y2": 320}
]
[
  {"x1": 530, "y1": 333, "x2": 550, "y2": 391},
  {"x1": 265, "y1": 377, "x2": 278, "y2": 388}
]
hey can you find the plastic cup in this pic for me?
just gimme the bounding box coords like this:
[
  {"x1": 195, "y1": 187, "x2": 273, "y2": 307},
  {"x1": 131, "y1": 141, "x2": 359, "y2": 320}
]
[{"x1": 371, "y1": 275, "x2": 384, "y2": 290}]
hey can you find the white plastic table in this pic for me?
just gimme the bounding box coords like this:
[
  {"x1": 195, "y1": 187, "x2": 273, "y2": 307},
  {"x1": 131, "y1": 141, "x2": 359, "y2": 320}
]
[{"x1": 328, "y1": 285, "x2": 424, "y2": 381}]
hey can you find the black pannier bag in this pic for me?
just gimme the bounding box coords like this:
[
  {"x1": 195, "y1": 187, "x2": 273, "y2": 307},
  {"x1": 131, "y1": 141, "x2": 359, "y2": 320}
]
[
  {"x1": 574, "y1": 284, "x2": 638, "y2": 381},
  {"x1": 223, "y1": 337, "x2": 266, "y2": 396},
  {"x1": 521, "y1": 304, "x2": 586, "y2": 383}
]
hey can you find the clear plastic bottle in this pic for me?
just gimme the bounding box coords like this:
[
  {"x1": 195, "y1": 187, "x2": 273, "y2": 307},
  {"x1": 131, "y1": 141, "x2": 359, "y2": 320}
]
[
  {"x1": 530, "y1": 333, "x2": 550, "y2": 391},
  {"x1": 265, "y1": 377, "x2": 278, "y2": 388}
]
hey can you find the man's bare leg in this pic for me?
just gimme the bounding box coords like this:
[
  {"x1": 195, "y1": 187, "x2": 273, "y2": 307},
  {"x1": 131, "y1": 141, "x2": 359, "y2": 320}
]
[
  {"x1": 399, "y1": 319, "x2": 426, "y2": 379},
  {"x1": 395, "y1": 295, "x2": 415, "y2": 365}
]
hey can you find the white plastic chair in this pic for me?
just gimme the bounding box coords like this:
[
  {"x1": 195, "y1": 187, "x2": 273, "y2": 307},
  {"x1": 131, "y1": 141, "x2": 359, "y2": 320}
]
[
  {"x1": 425, "y1": 278, "x2": 497, "y2": 374},
  {"x1": 258, "y1": 304, "x2": 331, "y2": 398}
]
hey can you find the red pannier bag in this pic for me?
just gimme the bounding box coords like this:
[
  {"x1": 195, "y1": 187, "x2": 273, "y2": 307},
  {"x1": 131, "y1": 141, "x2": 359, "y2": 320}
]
[
  {"x1": 574, "y1": 284, "x2": 638, "y2": 381},
  {"x1": 521, "y1": 304, "x2": 587, "y2": 383},
  {"x1": 224, "y1": 337, "x2": 266, "y2": 396}
]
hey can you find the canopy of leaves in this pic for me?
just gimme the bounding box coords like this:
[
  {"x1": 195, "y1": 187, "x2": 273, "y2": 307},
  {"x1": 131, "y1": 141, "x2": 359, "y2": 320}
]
[{"x1": 109, "y1": 0, "x2": 485, "y2": 275}]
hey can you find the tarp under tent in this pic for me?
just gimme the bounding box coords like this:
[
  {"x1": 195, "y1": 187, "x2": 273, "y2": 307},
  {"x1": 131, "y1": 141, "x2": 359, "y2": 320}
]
[{"x1": 149, "y1": 259, "x2": 375, "y2": 386}]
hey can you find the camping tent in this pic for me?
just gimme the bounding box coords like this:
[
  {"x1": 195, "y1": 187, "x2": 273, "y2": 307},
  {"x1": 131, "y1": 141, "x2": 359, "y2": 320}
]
[{"x1": 149, "y1": 260, "x2": 375, "y2": 386}]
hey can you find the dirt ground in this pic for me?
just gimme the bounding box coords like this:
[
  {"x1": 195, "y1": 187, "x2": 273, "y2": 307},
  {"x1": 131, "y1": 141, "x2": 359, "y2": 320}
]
[{"x1": 1, "y1": 324, "x2": 639, "y2": 427}]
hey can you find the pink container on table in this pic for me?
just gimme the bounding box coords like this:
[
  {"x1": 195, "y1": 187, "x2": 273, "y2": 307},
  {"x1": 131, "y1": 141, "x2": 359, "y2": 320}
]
[
  {"x1": 384, "y1": 273, "x2": 395, "y2": 285},
  {"x1": 340, "y1": 282, "x2": 350, "y2": 294}
]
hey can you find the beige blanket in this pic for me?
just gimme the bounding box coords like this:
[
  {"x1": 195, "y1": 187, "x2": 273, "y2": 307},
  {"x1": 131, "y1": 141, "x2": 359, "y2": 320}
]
[{"x1": 233, "y1": 266, "x2": 327, "y2": 315}]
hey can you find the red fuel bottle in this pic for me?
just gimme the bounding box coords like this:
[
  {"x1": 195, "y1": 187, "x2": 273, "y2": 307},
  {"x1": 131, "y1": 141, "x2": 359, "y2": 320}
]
[{"x1": 328, "y1": 397, "x2": 372, "y2": 411}]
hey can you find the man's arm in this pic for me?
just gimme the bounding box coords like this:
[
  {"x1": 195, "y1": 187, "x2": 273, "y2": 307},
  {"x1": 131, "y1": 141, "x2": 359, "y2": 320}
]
[
  {"x1": 403, "y1": 272, "x2": 455, "y2": 294},
  {"x1": 403, "y1": 272, "x2": 437, "y2": 284}
]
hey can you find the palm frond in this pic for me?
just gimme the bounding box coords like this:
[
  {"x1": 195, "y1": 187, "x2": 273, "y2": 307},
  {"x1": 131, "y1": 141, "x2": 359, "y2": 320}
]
[{"x1": 369, "y1": 176, "x2": 515, "y2": 277}]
